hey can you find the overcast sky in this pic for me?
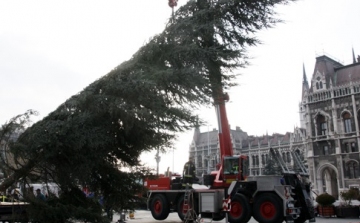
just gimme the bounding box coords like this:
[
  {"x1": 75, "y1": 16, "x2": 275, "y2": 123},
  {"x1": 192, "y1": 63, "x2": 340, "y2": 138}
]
[{"x1": 1, "y1": 0, "x2": 359, "y2": 174}]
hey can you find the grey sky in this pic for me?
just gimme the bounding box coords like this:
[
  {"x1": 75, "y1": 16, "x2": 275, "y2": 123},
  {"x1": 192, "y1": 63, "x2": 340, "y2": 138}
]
[{"x1": 1, "y1": 0, "x2": 359, "y2": 173}]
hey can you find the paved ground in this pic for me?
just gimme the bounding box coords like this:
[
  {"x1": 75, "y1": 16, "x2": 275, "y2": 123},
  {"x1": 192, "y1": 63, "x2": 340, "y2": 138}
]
[{"x1": 111, "y1": 210, "x2": 360, "y2": 223}]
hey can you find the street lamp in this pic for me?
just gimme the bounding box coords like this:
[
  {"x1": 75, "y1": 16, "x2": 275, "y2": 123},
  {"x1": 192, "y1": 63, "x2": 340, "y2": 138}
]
[
  {"x1": 168, "y1": 0, "x2": 178, "y2": 19},
  {"x1": 172, "y1": 147, "x2": 175, "y2": 174},
  {"x1": 155, "y1": 148, "x2": 161, "y2": 176}
]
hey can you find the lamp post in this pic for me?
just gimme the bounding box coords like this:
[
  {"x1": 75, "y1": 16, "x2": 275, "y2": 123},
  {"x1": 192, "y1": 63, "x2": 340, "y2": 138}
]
[
  {"x1": 155, "y1": 148, "x2": 161, "y2": 176},
  {"x1": 172, "y1": 147, "x2": 175, "y2": 174},
  {"x1": 168, "y1": 0, "x2": 178, "y2": 19},
  {"x1": 207, "y1": 126, "x2": 210, "y2": 174},
  {"x1": 166, "y1": 0, "x2": 178, "y2": 176},
  {"x1": 208, "y1": 154, "x2": 210, "y2": 174}
]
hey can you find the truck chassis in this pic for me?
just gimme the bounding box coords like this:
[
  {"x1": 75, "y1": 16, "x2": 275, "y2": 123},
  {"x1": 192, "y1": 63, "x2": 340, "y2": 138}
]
[{"x1": 146, "y1": 148, "x2": 316, "y2": 223}]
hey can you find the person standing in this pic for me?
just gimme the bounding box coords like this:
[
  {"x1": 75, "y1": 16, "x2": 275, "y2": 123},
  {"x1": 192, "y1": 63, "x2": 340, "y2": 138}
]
[
  {"x1": 183, "y1": 157, "x2": 196, "y2": 186},
  {"x1": 231, "y1": 163, "x2": 239, "y2": 173},
  {"x1": 35, "y1": 189, "x2": 46, "y2": 201}
]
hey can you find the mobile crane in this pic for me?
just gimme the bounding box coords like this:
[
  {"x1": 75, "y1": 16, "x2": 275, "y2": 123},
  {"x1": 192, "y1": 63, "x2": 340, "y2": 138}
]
[
  {"x1": 145, "y1": 1, "x2": 315, "y2": 221},
  {"x1": 145, "y1": 90, "x2": 315, "y2": 223}
]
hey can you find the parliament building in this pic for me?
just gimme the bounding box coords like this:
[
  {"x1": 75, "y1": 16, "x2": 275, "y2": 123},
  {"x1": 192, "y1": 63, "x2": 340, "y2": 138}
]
[{"x1": 189, "y1": 50, "x2": 360, "y2": 199}]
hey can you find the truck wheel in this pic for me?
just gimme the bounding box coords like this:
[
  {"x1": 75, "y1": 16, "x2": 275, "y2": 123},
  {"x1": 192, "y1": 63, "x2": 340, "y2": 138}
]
[
  {"x1": 177, "y1": 194, "x2": 198, "y2": 221},
  {"x1": 228, "y1": 193, "x2": 252, "y2": 223},
  {"x1": 252, "y1": 193, "x2": 283, "y2": 223},
  {"x1": 150, "y1": 194, "x2": 170, "y2": 220}
]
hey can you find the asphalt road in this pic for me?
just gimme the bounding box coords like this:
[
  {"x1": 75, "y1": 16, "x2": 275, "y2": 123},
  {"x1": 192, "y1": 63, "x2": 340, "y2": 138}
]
[{"x1": 111, "y1": 210, "x2": 360, "y2": 223}]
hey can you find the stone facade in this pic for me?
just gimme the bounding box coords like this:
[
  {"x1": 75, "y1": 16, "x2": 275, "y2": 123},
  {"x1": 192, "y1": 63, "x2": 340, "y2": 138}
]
[
  {"x1": 189, "y1": 126, "x2": 308, "y2": 181},
  {"x1": 300, "y1": 53, "x2": 360, "y2": 199}
]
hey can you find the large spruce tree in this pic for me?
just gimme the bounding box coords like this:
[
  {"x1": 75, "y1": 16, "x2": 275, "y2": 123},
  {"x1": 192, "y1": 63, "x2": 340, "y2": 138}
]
[{"x1": 1, "y1": 0, "x2": 295, "y2": 222}]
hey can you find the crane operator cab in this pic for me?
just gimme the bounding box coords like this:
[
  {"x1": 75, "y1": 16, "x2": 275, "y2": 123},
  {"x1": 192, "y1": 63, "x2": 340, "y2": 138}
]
[{"x1": 223, "y1": 155, "x2": 248, "y2": 185}]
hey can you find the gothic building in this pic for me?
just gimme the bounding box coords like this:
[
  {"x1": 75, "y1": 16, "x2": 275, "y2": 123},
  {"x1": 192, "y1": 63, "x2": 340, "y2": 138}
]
[
  {"x1": 300, "y1": 51, "x2": 360, "y2": 198},
  {"x1": 189, "y1": 126, "x2": 307, "y2": 181},
  {"x1": 189, "y1": 50, "x2": 360, "y2": 199}
]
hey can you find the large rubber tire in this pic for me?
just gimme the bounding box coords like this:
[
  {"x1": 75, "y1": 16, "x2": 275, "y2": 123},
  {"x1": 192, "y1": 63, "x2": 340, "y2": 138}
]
[
  {"x1": 228, "y1": 193, "x2": 252, "y2": 223},
  {"x1": 252, "y1": 193, "x2": 283, "y2": 223},
  {"x1": 150, "y1": 194, "x2": 170, "y2": 220},
  {"x1": 177, "y1": 194, "x2": 198, "y2": 221}
]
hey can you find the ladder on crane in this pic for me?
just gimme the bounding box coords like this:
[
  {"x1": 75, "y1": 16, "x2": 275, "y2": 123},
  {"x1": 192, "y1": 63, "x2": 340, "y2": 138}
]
[
  {"x1": 290, "y1": 150, "x2": 308, "y2": 176},
  {"x1": 269, "y1": 147, "x2": 293, "y2": 174},
  {"x1": 269, "y1": 148, "x2": 315, "y2": 222},
  {"x1": 269, "y1": 147, "x2": 308, "y2": 175},
  {"x1": 183, "y1": 184, "x2": 198, "y2": 223}
]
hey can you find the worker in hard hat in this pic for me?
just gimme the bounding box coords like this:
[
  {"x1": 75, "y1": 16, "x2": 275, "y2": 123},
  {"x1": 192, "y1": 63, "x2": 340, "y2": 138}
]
[
  {"x1": 231, "y1": 162, "x2": 239, "y2": 173},
  {"x1": 182, "y1": 157, "x2": 196, "y2": 187},
  {"x1": 0, "y1": 192, "x2": 7, "y2": 202}
]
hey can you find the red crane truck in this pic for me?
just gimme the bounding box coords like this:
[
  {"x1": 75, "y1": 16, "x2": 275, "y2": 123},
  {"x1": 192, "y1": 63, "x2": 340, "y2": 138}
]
[{"x1": 145, "y1": 91, "x2": 315, "y2": 223}]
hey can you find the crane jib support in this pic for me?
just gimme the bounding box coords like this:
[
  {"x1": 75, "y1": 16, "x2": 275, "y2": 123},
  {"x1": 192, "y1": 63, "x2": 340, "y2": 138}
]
[
  {"x1": 269, "y1": 147, "x2": 292, "y2": 174},
  {"x1": 215, "y1": 104, "x2": 222, "y2": 133},
  {"x1": 291, "y1": 150, "x2": 308, "y2": 175}
]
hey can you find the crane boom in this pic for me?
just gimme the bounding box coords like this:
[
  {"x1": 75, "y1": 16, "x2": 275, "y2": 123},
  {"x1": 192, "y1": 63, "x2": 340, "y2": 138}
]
[{"x1": 214, "y1": 92, "x2": 233, "y2": 159}]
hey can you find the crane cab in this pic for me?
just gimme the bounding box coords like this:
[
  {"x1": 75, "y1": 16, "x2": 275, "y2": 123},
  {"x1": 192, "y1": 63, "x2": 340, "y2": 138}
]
[{"x1": 222, "y1": 155, "x2": 249, "y2": 186}]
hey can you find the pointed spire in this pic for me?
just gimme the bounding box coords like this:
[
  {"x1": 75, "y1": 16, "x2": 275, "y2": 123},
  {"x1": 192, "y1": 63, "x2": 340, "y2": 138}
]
[
  {"x1": 353, "y1": 48, "x2": 356, "y2": 64},
  {"x1": 302, "y1": 63, "x2": 308, "y2": 84},
  {"x1": 301, "y1": 63, "x2": 309, "y2": 99},
  {"x1": 194, "y1": 115, "x2": 200, "y2": 129}
]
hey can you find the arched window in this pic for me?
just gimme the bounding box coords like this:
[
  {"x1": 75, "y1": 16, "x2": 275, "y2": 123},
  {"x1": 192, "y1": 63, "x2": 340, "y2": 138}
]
[
  {"x1": 315, "y1": 76, "x2": 324, "y2": 91},
  {"x1": 351, "y1": 142, "x2": 358, "y2": 152},
  {"x1": 346, "y1": 161, "x2": 359, "y2": 179},
  {"x1": 317, "y1": 115, "x2": 327, "y2": 135},
  {"x1": 197, "y1": 155, "x2": 202, "y2": 168},
  {"x1": 261, "y1": 154, "x2": 265, "y2": 165},
  {"x1": 323, "y1": 145, "x2": 329, "y2": 155},
  {"x1": 343, "y1": 112, "x2": 352, "y2": 133}
]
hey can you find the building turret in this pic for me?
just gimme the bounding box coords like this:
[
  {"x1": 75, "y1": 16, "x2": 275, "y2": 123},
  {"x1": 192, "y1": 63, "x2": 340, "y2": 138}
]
[
  {"x1": 301, "y1": 63, "x2": 309, "y2": 99},
  {"x1": 353, "y1": 47, "x2": 356, "y2": 64},
  {"x1": 299, "y1": 63, "x2": 309, "y2": 129}
]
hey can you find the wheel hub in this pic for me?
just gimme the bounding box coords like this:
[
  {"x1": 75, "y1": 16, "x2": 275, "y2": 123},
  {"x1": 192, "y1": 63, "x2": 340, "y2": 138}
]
[{"x1": 260, "y1": 201, "x2": 275, "y2": 219}]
